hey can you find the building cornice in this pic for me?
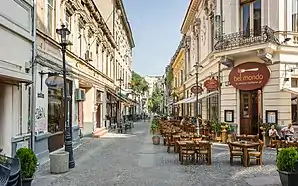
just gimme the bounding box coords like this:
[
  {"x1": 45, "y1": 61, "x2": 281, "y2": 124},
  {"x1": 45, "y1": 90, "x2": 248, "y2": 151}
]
[
  {"x1": 180, "y1": 0, "x2": 201, "y2": 34},
  {"x1": 85, "y1": 0, "x2": 117, "y2": 49},
  {"x1": 115, "y1": 0, "x2": 135, "y2": 48},
  {"x1": 170, "y1": 35, "x2": 186, "y2": 68}
]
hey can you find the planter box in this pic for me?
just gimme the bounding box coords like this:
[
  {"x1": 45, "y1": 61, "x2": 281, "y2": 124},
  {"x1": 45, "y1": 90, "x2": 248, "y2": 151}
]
[
  {"x1": 278, "y1": 170, "x2": 298, "y2": 186},
  {"x1": 50, "y1": 151, "x2": 69, "y2": 174}
]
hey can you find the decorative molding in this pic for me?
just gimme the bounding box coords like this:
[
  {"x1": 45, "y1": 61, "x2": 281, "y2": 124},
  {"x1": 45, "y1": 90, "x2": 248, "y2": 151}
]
[{"x1": 180, "y1": 0, "x2": 201, "y2": 34}]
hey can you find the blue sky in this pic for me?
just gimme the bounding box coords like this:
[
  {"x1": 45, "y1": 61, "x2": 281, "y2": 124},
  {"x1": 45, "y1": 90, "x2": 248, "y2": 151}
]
[{"x1": 123, "y1": 0, "x2": 189, "y2": 76}]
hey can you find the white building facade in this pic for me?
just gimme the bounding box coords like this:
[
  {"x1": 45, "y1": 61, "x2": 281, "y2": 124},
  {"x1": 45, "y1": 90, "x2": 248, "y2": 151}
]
[
  {"x1": 179, "y1": 0, "x2": 298, "y2": 135},
  {"x1": 0, "y1": 0, "x2": 34, "y2": 156},
  {"x1": 34, "y1": 0, "x2": 134, "y2": 164}
]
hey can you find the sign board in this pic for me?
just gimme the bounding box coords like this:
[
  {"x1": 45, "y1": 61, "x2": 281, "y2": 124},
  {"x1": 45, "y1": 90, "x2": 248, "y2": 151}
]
[
  {"x1": 191, "y1": 86, "x2": 203, "y2": 94},
  {"x1": 228, "y1": 62, "x2": 270, "y2": 90},
  {"x1": 45, "y1": 75, "x2": 64, "y2": 89},
  {"x1": 204, "y1": 77, "x2": 219, "y2": 91}
]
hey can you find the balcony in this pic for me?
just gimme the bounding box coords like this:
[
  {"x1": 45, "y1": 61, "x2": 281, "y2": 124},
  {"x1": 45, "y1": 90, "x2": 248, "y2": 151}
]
[{"x1": 214, "y1": 26, "x2": 280, "y2": 52}]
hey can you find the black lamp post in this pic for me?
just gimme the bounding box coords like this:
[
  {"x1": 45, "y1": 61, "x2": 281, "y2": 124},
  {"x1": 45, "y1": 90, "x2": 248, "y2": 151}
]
[
  {"x1": 193, "y1": 63, "x2": 203, "y2": 135},
  {"x1": 117, "y1": 78, "x2": 124, "y2": 126},
  {"x1": 56, "y1": 24, "x2": 75, "y2": 169}
]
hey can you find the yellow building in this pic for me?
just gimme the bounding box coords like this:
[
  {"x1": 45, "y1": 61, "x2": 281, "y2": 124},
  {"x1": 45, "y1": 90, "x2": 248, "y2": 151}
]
[{"x1": 171, "y1": 37, "x2": 185, "y2": 116}]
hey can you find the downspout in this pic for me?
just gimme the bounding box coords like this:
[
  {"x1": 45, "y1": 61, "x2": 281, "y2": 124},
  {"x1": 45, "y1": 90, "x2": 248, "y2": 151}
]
[
  {"x1": 218, "y1": 0, "x2": 223, "y2": 124},
  {"x1": 30, "y1": 0, "x2": 37, "y2": 150}
]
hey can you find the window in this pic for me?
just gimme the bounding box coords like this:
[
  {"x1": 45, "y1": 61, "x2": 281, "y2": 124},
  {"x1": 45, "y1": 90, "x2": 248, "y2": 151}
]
[
  {"x1": 180, "y1": 70, "x2": 183, "y2": 85},
  {"x1": 78, "y1": 25, "x2": 82, "y2": 58},
  {"x1": 292, "y1": 78, "x2": 298, "y2": 87},
  {"x1": 207, "y1": 93, "x2": 219, "y2": 120},
  {"x1": 96, "y1": 44, "x2": 99, "y2": 69},
  {"x1": 210, "y1": 15, "x2": 215, "y2": 51},
  {"x1": 65, "y1": 12, "x2": 71, "y2": 31},
  {"x1": 293, "y1": 0, "x2": 298, "y2": 32},
  {"x1": 47, "y1": 0, "x2": 54, "y2": 35},
  {"x1": 240, "y1": 0, "x2": 261, "y2": 37}
]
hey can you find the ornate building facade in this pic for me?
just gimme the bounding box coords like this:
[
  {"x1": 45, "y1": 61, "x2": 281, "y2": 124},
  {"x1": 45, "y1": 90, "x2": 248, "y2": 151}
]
[
  {"x1": 174, "y1": 0, "x2": 298, "y2": 135},
  {"x1": 170, "y1": 37, "x2": 185, "y2": 117},
  {"x1": 34, "y1": 0, "x2": 134, "y2": 164}
]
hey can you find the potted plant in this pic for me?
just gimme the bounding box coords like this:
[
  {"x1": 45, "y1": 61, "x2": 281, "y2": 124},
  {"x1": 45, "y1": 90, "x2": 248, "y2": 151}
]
[
  {"x1": 211, "y1": 119, "x2": 221, "y2": 141},
  {"x1": 277, "y1": 147, "x2": 298, "y2": 186},
  {"x1": 16, "y1": 148, "x2": 38, "y2": 186},
  {"x1": 227, "y1": 124, "x2": 235, "y2": 143},
  {"x1": 150, "y1": 118, "x2": 160, "y2": 145}
]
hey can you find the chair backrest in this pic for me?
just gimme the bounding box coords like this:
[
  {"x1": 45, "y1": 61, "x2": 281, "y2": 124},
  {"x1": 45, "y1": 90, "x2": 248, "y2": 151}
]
[{"x1": 185, "y1": 142, "x2": 196, "y2": 151}]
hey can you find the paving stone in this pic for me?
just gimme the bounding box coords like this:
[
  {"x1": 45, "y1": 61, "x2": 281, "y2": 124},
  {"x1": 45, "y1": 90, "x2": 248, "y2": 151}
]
[
  {"x1": 245, "y1": 176, "x2": 281, "y2": 186},
  {"x1": 32, "y1": 122, "x2": 282, "y2": 186}
]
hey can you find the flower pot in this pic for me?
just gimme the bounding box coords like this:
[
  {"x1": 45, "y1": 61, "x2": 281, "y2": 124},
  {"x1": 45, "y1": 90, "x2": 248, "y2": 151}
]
[
  {"x1": 278, "y1": 170, "x2": 298, "y2": 186},
  {"x1": 152, "y1": 136, "x2": 160, "y2": 145},
  {"x1": 22, "y1": 177, "x2": 33, "y2": 186}
]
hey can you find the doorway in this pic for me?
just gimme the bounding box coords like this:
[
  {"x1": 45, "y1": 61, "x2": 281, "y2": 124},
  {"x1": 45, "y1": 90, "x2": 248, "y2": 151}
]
[{"x1": 240, "y1": 89, "x2": 261, "y2": 135}]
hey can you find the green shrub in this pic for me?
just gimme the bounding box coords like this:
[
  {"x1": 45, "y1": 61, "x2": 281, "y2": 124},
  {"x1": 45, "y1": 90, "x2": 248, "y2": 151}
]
[
  {"x1": 150, "y1": 118, "x2": 159, "y2": 134},
  {"x1": 16, "y1": 148, "x2": 38, "y2": 179},
  {"x1": 277, "y1": 147, "x2": 298, "y2": 172}
]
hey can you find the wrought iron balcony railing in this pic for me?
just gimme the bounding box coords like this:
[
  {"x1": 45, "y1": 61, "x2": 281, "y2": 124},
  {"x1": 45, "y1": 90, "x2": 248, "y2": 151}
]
[{"x1": 214, "y1": 26, "x2": 280, "y2": 51}]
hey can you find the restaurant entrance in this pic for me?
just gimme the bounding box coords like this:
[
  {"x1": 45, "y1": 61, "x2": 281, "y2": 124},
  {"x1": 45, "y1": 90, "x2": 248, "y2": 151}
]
[{"x1": 240, "y1": 89, "x2": 261, "y2": 135}]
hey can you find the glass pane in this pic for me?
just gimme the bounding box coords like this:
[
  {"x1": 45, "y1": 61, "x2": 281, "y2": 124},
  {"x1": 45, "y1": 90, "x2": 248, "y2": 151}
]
[
  {"x1": 48, "y1": 0, "x2": 54, "y2": 6},
  {"x1": 293, "y1": 0, "x2": 298, "y2": 31},
  {"x1": 48, "y1": 88, "x2": 63, "y2": 133},
  {"x1": 48, "y1": 7, "x2": 53, "y2": 34},
  {"x1": 243, "y1": 94, "x2": 249, "y2": 118},
  {"x1": 253, "y1": 0, "x2": 261, "y2": 36},
  {"x1": 242, "y1": 3, "x2": 251, "y2": 37}
]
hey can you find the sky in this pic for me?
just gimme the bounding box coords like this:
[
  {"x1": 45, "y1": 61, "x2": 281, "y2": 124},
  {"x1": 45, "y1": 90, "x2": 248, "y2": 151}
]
[{"x1": 122, "y1": 0, "x2": 189, "y2": 76}]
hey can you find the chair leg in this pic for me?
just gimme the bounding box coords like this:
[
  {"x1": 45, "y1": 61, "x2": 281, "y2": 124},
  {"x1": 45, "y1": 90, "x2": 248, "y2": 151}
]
[
  {"x1": 247, "y1": 157, "x2": 250, "y2": 167},
  {"x1": 230, "y1": 157, "x2": 233, "y2": 165},
  {"x1": 167, "y1": 146, "x2": 170, "y2": 153},
  {"x1": 260, "y1": 156, "x2": 263, "y2": 166},
  {"x1": 181, "y1": 157, "x2": 183, "y2": 165}
]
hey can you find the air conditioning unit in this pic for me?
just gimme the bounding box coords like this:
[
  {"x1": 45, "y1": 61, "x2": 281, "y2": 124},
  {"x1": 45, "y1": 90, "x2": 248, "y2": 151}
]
[
  {"x1": 75, "y1": 88, "x2": 86, "y2": 101},
  {"x1": 85, "y1": 50, "x2": 93, "y2": 61}
]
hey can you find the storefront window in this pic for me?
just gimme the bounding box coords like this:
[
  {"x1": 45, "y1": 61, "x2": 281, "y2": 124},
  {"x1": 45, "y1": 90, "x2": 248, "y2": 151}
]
[
  {"x1": 48, "y1": 88, "x2": 63, "y2": 133},
  {"x1": 207, "y1": 92, "x2": 218, "y2": 120},
  {"x1": 48, "y1": 80, "x2": 72, "y2": 133}
]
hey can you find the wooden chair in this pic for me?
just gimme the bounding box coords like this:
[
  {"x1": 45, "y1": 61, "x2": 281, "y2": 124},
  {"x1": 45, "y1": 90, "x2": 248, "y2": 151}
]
[
  {"x1": 167, "y1": 135, "x2": 176, "y2": 153},
  {"x1": 196, "y1": 142, "x2": 210, "y2": 164},
  {"x1": 181, "y1": 142, "x2": 196, "y2": 165},
  {"x1": 228, "y1": 142, "x2": 243, "y2": 165},
  {"x1": 248, "y1": 142, "x2": 264, "y2": 166},
  {"x1": 276, "y1": 140, "x2": 288, "y2": 156}
]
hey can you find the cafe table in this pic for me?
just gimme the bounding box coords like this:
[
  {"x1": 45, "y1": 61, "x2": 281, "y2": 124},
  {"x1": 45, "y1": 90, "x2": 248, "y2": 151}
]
[{"x1": 230, "y1": 141, "x2": 260, "y2": 167}]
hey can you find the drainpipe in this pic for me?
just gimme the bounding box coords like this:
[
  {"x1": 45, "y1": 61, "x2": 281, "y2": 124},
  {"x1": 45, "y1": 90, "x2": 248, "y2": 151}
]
[
  {"x1": 29, "y1": 0, "x2": 37, "y2": 150},
  {"x1": 218, "y1": 0, "x2": 223, "y2": 124}
]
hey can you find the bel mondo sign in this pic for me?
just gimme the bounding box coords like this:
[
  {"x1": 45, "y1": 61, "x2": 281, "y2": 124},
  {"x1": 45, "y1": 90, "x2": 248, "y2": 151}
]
[{"x1": 228, "y1": 62, "x2": 270, "y2": 91}]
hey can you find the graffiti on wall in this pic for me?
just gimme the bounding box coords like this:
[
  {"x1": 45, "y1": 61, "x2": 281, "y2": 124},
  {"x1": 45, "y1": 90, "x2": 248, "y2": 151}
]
[{"x1": 35, "y1": 106, "x2": 47, "y2": 133}]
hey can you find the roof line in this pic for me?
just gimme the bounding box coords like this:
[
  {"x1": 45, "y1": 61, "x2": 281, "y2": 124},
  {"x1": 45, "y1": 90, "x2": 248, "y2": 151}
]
[{"x1": 116, "y1": 0, "x2": 135, "y2": 48}]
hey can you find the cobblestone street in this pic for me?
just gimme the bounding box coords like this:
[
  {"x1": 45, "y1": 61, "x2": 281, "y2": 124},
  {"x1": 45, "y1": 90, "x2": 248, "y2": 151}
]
[{"x1": 33, "y1": 122, "x2": 281, "y2": 186}]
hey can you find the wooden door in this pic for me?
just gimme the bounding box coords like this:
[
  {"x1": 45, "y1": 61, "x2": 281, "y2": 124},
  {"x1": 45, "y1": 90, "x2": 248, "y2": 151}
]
[
  {"x1": 96, "y1": 104, "x2": 101, "y2": 128},
  {"x1": 240, "y1": 91, "x2": 252, "y2": 134}
]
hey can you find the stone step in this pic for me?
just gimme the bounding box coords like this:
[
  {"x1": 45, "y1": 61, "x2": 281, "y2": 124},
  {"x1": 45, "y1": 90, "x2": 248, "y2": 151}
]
[{"x1": 92, "y1": 127, "x2": 108, "y2": 138}]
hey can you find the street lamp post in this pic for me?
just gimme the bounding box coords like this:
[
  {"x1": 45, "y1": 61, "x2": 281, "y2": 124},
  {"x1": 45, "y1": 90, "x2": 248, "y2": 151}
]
[
  {"x1": 56, "y1": 24, "x2": 75, "y2": 169},
  {"x1": 193, "y1": 63, "x2": 203, "y2": 135},
  {"x1": 117, "y1": 78, "x2": 124, "y2": 127}
]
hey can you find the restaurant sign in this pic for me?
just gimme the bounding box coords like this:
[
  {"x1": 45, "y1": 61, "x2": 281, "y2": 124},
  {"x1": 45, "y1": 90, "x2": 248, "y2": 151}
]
[
  {"x1": 228, "y1": 62, "x2": 270, "y2": 91},
  {"x1": 191, "y1": 85, "x2": 203, "y2": 94},
  {"x1": 204, "y1": 77, "x2": 219, "y2": 91}
]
